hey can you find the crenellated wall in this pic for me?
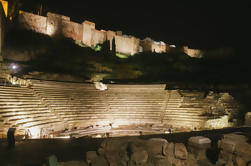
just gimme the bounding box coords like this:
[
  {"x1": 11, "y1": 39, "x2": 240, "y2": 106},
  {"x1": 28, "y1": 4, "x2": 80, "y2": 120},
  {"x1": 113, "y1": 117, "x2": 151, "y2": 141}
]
[
  {"x1": 18, "y1": 12, "x2": 47, "y2": 34},
  {"x1": 141, "y1": 37, "x2": 168, "y2": 53},
  {"x1": 18, "y1": 11, "x2": 204, "y2": 57},
  {"x1": 17, "y1": 11, "x2": 168, "y2": 56},
  {"x1": 115, "y1": 35, "x2": 140, "y2": 55},
  {"x1": 91, "y1": 29, "x2": 107, "y2": 47}
]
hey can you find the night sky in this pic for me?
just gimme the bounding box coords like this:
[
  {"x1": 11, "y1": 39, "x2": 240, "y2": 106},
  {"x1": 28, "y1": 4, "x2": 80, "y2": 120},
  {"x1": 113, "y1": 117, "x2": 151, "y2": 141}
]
[{"x1": 19, "y1": 0, "x2": 250, "y2": 48}]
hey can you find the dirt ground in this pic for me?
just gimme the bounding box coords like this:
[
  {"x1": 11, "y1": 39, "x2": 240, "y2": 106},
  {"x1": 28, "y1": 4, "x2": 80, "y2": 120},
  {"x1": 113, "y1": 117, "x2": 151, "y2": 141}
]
[{"x1": 0, "y1": 127, "x2": 250, "y2": 166}]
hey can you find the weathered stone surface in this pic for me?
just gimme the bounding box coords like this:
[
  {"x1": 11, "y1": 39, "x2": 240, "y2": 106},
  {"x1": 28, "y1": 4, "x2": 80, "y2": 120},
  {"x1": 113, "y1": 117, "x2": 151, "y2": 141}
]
[
  {"x1": 188, "y1": 136, "x2": 211, "y2": 156},
  {"x1": 216, "y1": 133, "x2": 251, "y2": 166},
  {"x1": 147, "y1": 138, "x2": 168, "y2": 156},
  {"x1": 19, "y1": 12, "x2": 47, "y2": 34},
  {"x1": 86, "y1": 151, "x2": 98, "y2": 164},
  {"x1": 235, "y1": 142, "x2": 251, "y2": 160},
  {"x1": 184, "y1": 46, "x2": 203, "y2": 58},
  {"x1": 234, "y1": 156, "x2": 246, "y2": 166},
  {"x1": 188, "y1": 136, "x2": 211, "y2": 145},
  {"x1": 115, "y1": 35, "x2": 140, "y2": 55},
  {"x1": 91, "y1": 29, "x2": 106, "y2": 47},
  {"x1": 82, "y1": 20, "x2": 95, "y2": 47},
  {"x1": 130, "y1": 150, "x2": 148, "y2": 166},
  {"x1": 174, "y1": 143, "x2": 188, "y2": 160}
]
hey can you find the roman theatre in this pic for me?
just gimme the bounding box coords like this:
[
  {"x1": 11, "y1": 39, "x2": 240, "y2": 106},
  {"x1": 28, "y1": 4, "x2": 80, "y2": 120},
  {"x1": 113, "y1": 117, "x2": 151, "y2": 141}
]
[{"x1": 0, "y1": 75, "x2": 239, "y2": 139}]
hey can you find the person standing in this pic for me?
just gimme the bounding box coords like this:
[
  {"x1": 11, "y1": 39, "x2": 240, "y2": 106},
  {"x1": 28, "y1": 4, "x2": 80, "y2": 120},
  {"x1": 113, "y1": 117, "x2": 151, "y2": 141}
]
[{"x1": 7, "y1": 128, "x2": 16, "y2": 149}]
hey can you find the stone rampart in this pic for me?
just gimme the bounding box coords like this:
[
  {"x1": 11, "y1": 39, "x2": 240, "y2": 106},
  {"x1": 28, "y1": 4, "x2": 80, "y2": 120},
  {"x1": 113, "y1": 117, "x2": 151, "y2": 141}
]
[
  {"x1": 106, "y1": 30, "x2": 116, "y2": 50},
  {"x1": 18, "y1": 11, "x2": 47, "y2": 34},
  {"x1": 115, "y1": 35, "x2": 140, "y2": 55},
  {"x1": 91, "y1": 29, "x2": 106, "y2": 46},
  {"x1": 18, "y1": 11, "x2": 206, "y2": 56},
  {"x1": 184, "y1": 46, "x2": 203, "y2": 58},
  {"x1": 152, "y1": 41, "x2": 167, "y2": 53}
]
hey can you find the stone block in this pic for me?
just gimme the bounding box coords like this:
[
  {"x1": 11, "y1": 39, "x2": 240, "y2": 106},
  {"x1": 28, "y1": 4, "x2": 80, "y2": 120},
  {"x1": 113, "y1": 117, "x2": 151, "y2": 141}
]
[
  {"x1": 234, "y1": 156, "x2": 246, "y2": 166},
  {"x1": 235, "y1": 142, "x2": 251, "y2": 159},
  {"x1": 188, "y1": 136, "x2": 211, "y2": 149},
  {"x1": 147, "y1": 138, "x2": 168, "y2": 156},
  {"x1": 188, "y1": 136, "x2": 211, "y2": 145},
  {"x1": 218, "y1": 139, "x2": 236, "y2": 153},
  {"x1": 222, "y1": 133, "x2": 248, "y2": 143},
  {"x1": 174, "y1": 143, "x2": 188, "y2": 160},
  {"x1": 130, "y1": 150, "x2": 148, "y2": 166}
]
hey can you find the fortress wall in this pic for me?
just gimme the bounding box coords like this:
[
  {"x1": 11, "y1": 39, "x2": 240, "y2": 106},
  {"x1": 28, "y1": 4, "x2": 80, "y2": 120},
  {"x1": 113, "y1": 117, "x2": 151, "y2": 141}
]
[
  {"x1": 18, "y1": 12, "x2": 47, "y2": 34},
  {"x1": 46, "y1": 12, "x2": 70, "y2": 36},
  {"x1": 91, "y1": 29, "x2": 106, "y2": 46},
  {"x1": 61, "y1": 20, "x2": 83, "y2": 41},
  {"x1": 152, "y1": 42, "x2": 167, "y2": 53},
  {"x1": 82, "y1": 21, "x2": 95, "y2": 46},
  {"x1": 17, "y1": 11, "x2": 171, "y2": 55},
  {"x1": 115, "y1": 35, "x2": 140, "y2": 55},
  {"x1": 106, "y1": 30, "x2": 116, "y2": 50},
  {"x1": 140, "y1": 38, "x2": 152, "y2": 52},
  {"x1": 184, "y1": 46, "x2": 202, "y2": 58}
]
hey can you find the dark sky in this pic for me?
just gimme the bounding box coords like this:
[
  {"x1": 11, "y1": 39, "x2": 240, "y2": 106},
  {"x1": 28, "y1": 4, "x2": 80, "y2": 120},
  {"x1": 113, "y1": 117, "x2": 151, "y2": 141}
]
[{"x1": 19, "y1": 0, "x2": 250, "y2": 48}]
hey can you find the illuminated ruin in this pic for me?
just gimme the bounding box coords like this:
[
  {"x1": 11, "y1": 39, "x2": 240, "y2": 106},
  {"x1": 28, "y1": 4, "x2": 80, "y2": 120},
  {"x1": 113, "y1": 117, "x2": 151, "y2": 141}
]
[
  {"x1": 17, "y1": 11, "x2": 176, "y2": 56},
  {"x1": 0, "y1": 76, "x2": 239, "y2": 139}
]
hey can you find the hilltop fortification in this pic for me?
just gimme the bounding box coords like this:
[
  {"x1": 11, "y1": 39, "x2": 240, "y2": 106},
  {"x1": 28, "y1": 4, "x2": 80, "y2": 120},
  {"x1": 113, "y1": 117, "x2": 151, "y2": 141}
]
[{"x1": 18, "y1": 11, "x2": 172, "y2": 56}]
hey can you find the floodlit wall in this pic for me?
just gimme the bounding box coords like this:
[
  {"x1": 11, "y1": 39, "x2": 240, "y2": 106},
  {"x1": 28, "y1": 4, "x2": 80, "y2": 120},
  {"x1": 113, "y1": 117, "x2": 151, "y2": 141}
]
[
  {"x1": 140, "y1": 38, "x2": 167, "y2": 53},
  {"x1": 91, "y1": 29, "x2": 106, "y2": 46},
  {"x1": 152, "y1": 41, "x2": 167, "y2": 53},
  {"x1": 184, "y1": 46, "x2": 203, "y2": 58},
  {"x1": 82, "y1": 20, "x2": 95, "y2": 46},
  {"x1": 18, "y1": 12, "x2": 47, "y2": 34},
  {"x1": 17, "y1": 11, "x2": 173, "y2": 55},
  {"x1": 140, "y1": 38, "x2": 153, "y2": 52},
  {"x1": 62, "y1": 19, "x2": 83, "y2": 41},
  {"x1": 106, "y1": 30, "x2": 116, "y2": 50},
  {"x1": 115, "y1": 35, "x2": 140, "y2": 55}
]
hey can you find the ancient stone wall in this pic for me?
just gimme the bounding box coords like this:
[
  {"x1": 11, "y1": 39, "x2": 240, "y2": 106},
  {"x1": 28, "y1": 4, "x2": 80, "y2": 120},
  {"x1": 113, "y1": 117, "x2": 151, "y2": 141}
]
[
  {"x1": 91, "y1": 29, "x2": 106, "y2": 46},
  {"x1": 61, "y1": 19, "x2": 83, "y2": 41},
  {"x1": 184, "y1": 46, "x2": 203, "y2": 58},
  {"x1": 106, "y1": 30, "x2": 116, "y2": 50},
  {"x1": 140, "y1": 38, "x2": 152, "y2": 52},
  {"x1": 18, "y1": 12, "x2": 47, "y2": 34},
  {"x1": 115, "y1": 35, "x2": 140, "y2": 55},
  {"x1": 46, "y1": 12, "x2": 70, "y2": 36},
  {"x1": 140, "y1": 38, "x2": 168, "y2": 53},
  {"x1": 82, "y1": 20, "x2": 95, "y2": 47},
  {"x1": 152, "y1": 41, "x2": 167, "y2": 53}
]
